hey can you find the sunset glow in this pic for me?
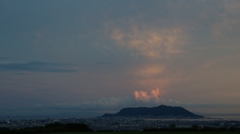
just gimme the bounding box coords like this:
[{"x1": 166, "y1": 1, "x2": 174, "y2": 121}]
[
  {"x1": 1, "y1": 0, "x2": 240, "y2": 118},
  {"x1": 134, "y1": 88, "x2": 162, "y2": 102}
]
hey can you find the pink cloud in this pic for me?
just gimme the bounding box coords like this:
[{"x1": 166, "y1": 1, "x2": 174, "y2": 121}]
[{"x1": 134, "y1": 88, "x2": 163, "y2": 102}]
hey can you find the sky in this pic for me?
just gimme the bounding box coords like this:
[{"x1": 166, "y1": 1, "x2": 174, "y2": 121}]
[{"x1": 1, "y1": 0, "x2": 240, "y2": 118}]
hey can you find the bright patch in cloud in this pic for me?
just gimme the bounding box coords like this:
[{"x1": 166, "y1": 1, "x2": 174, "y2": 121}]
[
  {"x1": 128, "y1": 64, "x2": 170, "y2": 90},
  {"x1": 134, "y1": 88, "x2": 163, "y2": 102},
  {"x1": 132, "y1": 65, "x2": 165, "y2": 78}
]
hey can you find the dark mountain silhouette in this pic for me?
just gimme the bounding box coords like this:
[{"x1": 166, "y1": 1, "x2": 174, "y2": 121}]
[{"x1": 102, "y1": 105, "x2": 204, "y2": 118}]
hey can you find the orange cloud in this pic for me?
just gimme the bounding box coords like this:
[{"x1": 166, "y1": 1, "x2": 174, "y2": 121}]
[
  {"x1": 134, "y1": 90, "x2": 150, "y2": 100},
  {"x1": 134, "y1": 88, "x2": 163, "y2": 102},
  {"x1": 151, "y1": 88, "x2": 160, "y2": 99}
]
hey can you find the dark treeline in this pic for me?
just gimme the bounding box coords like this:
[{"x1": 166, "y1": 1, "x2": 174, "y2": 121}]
[
  {"x1": 0, "y1": 122, "x2": 93, "y2": 134},
  {"x1": 144, "y1": 124, "x2": 239, "y2": 132},
  {"x1": 1, "y1": 123, "x2": 239, "y2": 133}
]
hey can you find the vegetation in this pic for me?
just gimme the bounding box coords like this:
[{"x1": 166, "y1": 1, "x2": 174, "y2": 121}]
[
  {"x1": 27, "y1": 132, "x2": 240, "y2": 134},
  {"x1": 0, "y1": 122, "x2": 92, "y2": 134},
  {"x1": 1, "y1": 123, "x2": 239, "y2": 134}
]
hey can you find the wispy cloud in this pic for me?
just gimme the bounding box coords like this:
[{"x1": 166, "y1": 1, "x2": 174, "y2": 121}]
[
  {"x1": 1, "y1": 89, "x2": 240, "y2": 117},
  {"x1": 3, "y1": 95, "x2": 239, "y2": 114},
  {"x1": 111, "y1": 26, "x2": 187, "y2": 59},
  {"x1": 0, "y1": 61, "x2": 77, "y2": 73}
]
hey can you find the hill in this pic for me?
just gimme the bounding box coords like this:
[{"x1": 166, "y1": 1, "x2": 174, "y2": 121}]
[{"x1": 102, "y1": 105, "x2": 204, "y2": 118}]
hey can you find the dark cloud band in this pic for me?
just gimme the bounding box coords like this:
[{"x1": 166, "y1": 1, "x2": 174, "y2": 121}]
[{"x1": 0, "y1": 61, "x2": 77, "y2": 73}]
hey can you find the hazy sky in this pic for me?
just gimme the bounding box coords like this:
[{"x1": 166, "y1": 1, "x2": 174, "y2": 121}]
[{"x1": 1, "y1": 0, "x2": 240, "y2": 118}]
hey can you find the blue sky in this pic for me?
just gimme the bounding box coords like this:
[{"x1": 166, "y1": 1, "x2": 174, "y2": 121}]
[{"x1": 1, "y1": 0, "x2": 240, "y2": 118}]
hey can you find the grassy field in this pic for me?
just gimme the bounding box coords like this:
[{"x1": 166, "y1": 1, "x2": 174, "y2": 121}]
[{"x1": 44, "y1": 132, "x2": 240, "y2": 134}]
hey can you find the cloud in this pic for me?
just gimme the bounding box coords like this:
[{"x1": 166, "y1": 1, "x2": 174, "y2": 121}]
[
  {"x1": 0, "y1": 61, "x2": 77, "y2": 73},
  {"x1": 223, "y1": 0, "x2": 240, "y2": 14},
  {"x1": 2, "y1": 88, "x2": 240, "y2": 116},
  {"x1": 1, "y1": 100, "x2": 240, "y2": 117},
  {"x1": 127, "y1": 63, "x2": 181, "y2": 90},
  {"x1": 76, "y1": 97, "x2": 135, "y2": 110},
  {"x1": 111, "y1": 26, "x2": 187, "y2": 59},
  {"x1": 212, "y1": 19, "x2": 240, "y2": 39},
  {"x1": 20, "y1": 97, "x2": 137, "y2": 111},
  {"x1": 210, "y1": 0, "x2": 240, "y2": 43},
  {"x1": 2, "y1": 88, "x2": 164, "y2": 112},
  {"x1": 131, "y1": 65, "x2": 165, "y2": 78},
  {"x1": 134, "y1": 88, "x2": 163, "y2": 103}
]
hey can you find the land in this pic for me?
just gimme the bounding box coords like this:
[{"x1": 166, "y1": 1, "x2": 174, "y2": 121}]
[
  {"x1": 43, "y1": 132, "x2": 239, "y2": 134},
  {"x1": 1, "y1": 117, "x2": 240, "y2": 132},
  {"x1": 102, "y1": 105, "x2": 204, "y2": 119},
  {"x1": 1, "y1": 106, "x2": 239, "y2": 133}
]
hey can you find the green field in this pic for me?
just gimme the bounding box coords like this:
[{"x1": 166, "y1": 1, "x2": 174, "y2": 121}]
[{"x1": 44, "y1": 132, "x2": 240, "y2": 134}]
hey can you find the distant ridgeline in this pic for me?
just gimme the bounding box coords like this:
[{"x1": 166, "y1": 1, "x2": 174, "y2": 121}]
[{"x1": 102, "y1": 105, "x2": 204, "y2": 119}]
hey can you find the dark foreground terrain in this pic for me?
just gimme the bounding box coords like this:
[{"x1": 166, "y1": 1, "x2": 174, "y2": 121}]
[
  {"x1": 1, "y1": 119, "x2": 239, "y2": 133},
  {"x1": 44, "y1": 132, "x2": 239, "y2": 134}
]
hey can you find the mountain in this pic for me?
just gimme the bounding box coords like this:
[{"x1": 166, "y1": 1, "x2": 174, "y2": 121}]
[{"x1": 102, "y1": 105, "x2": 204, "y2": 118}]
